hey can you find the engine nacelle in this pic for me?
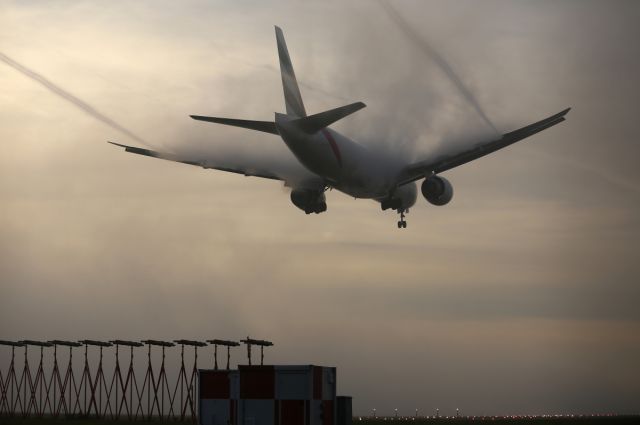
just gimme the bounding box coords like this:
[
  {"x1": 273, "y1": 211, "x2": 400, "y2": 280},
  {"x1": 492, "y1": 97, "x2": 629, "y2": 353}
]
[
  {"x1": 421, "y1": 175, "x2": 453, "y2": 206},
  {"x1": 380, "y1": 183, "x2": 417, "y2": 211},
  {"x1": 290, "y1": 189, "x2": 327, "y2": 214}
]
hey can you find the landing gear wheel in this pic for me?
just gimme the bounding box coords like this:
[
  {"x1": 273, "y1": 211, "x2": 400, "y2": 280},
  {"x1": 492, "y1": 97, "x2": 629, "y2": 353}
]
[{"x1": 396, "y1": 209, "x2": 407, "y2": 229}]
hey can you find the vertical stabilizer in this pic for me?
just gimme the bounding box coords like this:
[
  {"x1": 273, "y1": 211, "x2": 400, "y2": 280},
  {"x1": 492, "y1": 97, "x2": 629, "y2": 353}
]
[{"x1": 275, "y1": 26, "x2": 307, "y2": 117}]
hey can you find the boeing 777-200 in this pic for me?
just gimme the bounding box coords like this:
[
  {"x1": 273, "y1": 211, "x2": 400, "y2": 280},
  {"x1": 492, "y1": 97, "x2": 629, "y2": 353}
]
[{"x1": 110, "y1": 26, "x2": 570, "y2": 229}]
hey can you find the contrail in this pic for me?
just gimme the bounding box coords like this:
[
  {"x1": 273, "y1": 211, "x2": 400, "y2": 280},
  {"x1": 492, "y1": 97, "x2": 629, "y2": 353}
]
[
  {"x1": 378, "y1": 1, "x2": 499, "y2": 134},
  {"x1": 0, "y1": 52, "x2": 150, "y2": 146}
]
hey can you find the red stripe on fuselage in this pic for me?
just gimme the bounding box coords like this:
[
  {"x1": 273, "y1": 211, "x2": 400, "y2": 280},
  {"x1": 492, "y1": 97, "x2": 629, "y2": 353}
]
[{"x1": 321, "y1": 129, "x2": 342, "y2": 168}]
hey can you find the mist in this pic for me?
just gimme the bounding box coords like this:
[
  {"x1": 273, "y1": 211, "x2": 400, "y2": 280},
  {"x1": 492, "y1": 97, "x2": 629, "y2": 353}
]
[
  {"x1": 0, "y1": 52, "x2": 150, "y2": 147},
  {"x1": 377, "y1": 1, "x2": 499, "y2": 135}
]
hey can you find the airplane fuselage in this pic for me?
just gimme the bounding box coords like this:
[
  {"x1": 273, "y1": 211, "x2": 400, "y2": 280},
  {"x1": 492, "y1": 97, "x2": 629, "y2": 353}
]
[{"x1": 275, "y1": 112, "x2": 417, "y2": 206}]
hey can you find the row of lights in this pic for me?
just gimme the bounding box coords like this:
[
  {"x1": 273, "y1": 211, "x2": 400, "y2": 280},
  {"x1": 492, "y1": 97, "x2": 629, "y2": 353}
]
[
  {"x1": 370, "y1": 407, "x2": 461, "y2": 418},
  {"x1": 360, "y1": 412, "x2": 627, "y2": 420},
  {"x1": 0, "y1": 337, "x2": 273, "y2": 367}
]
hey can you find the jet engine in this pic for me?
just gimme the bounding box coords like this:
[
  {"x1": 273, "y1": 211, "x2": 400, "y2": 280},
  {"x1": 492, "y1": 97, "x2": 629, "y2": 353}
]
[
  {"x1": 380, "y1": 183, "x2": 417, "y2": 211},
  {"x1": 290, "y1": 189, "x2": 327, "y2": 214},
  {"x1": 421, "y1": 175, "x2": 453, "y2": 206}
]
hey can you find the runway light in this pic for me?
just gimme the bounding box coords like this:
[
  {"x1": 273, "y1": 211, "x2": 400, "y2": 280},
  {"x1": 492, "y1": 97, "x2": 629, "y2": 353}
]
[
  {"x1": 207, "y1": 339, "x2": 240, "y2": 370},
  {"x1": 0, "y1": 340, "x2": 24, "y2": 347},
  {"x1": 110, "y1": 340, "x2": 143, "y2": 347},
  {"x1": 240, "y1": 337, "x2": 273, "y2": 366},
  {"x1": 20, "y1": 340, "x2": 53, "y2": 347},
  {"x1": 141, "y1": 340, "x2": 175, "y2": 347},
  {"x1": 240, "y1": 337, "x2": 273, "y2": 346},
  {"x1": 49, "y1": 340, "x2": 82, "y2": 347},
  {"x1": 79, "y1": 340, "x2": 112, "y2": 347},
  {"x1": 207, "y1": 339, "x2": 240, "y2": 347},
  {"x1": 174, "y1": 339, "x2": 207, "y2": 347}
]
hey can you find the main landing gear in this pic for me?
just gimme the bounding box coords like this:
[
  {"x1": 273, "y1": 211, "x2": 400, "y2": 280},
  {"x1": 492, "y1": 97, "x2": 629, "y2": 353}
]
[{"x1": 397, "y1": 209, "x2": 407, "y2": 229}]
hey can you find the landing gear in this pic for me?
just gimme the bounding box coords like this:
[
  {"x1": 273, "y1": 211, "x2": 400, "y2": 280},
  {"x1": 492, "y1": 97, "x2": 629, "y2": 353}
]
[{"x1": 397, "y1": 210, "x2": 407, "y2": 229}]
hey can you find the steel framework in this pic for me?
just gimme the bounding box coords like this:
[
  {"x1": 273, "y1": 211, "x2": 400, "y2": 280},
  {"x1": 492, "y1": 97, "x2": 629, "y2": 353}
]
[
  {"x1": 173, "y1": 340, "x2": 206, "y2": 421},
  {"x1": 47, "y1": 340, "x2": 82, "y2": 417},
  {"x1": 139, "y1": 340, "x2": 175, "y2": 420},
  {"x1": 0, "y1": 341, "x2": 24, "y2": 416},
  {"x1": 20, "y1": 340, "x2": 53, "y2": 417},
  {"x1": 109, "y1": 340, "x2": 142, "y2": 420},
  {"x1": 206, "y1": 339, "x2": 240, "y2": 370},
  {"x1": 240, "y1": 337, "x2": 273, "y2": 366},
  {"x1": 0, "y1": 336, "x2": 266, "y2": 420}
]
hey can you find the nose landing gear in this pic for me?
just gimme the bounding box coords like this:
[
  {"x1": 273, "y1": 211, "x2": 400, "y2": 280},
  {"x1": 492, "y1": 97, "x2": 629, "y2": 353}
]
[{"x1": 397, "y1": 209, "x2": 407, "y2": 229}]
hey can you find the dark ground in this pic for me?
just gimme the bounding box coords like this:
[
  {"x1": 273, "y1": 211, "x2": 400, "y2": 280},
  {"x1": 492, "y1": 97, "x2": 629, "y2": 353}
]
[
  {"x1": 357, "y1": 418, "x2": 639, "y2": 425},
  {"x1": 1, "y1": 416, "x2": 639, "y2": 425}
]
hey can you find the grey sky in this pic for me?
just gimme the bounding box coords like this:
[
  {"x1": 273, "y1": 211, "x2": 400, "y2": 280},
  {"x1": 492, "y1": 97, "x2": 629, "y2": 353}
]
[{"x1": 1, "y1": 0, "x2": 639, "y2": 416}]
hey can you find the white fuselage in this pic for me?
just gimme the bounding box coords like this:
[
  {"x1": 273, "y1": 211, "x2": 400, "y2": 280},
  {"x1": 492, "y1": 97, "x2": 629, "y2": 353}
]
[{"x1": 275, "y1": 113, "x2": 417, "y2": 208}]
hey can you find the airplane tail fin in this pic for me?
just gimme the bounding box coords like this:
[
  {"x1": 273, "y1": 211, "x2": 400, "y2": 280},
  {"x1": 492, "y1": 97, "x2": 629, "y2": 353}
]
[
  {"x1": 275, "y1": 26, "x2": 307, "y2": 117},
  {"x1": 190, "y1": 28, "x2": 365, "y2": 135}
]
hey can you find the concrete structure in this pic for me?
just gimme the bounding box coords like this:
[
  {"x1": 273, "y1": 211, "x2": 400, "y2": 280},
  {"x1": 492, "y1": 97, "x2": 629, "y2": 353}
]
[{"x1": 199, "y1": 365, "x2": 351, "y2": 425}]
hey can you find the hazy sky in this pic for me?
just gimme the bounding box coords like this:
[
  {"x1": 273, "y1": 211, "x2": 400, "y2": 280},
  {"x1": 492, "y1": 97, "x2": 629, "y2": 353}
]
[{"x1": 1, "y1": 0, "x2": 639, "y2": 416}]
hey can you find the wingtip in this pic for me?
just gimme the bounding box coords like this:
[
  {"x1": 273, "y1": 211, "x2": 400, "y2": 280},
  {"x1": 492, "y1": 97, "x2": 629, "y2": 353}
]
[
  {"x1": 547, "y1": 107, "x2": 571, "y2": 121},
  {"x1": 107, "y1": 141, "x2": 126, "y2": 148}
]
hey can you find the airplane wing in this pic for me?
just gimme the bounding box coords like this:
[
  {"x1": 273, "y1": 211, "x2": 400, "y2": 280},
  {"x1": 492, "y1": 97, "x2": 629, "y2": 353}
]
[
  {"x1": 108, "y1": 141, "x2": 283, "y2": 181},
  {"x1": 396, "y1": 108, "x2": 571, "y2": 186}
]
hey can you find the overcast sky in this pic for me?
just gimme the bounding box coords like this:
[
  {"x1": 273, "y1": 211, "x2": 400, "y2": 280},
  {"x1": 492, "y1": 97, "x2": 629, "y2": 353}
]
[{"x1": 1, "y1": 0, "x2": 639, "y2": 416}]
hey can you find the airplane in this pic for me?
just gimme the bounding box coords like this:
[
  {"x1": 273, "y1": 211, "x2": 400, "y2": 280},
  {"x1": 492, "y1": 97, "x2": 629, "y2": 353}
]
[{"x1": 110, "y1": 26, "x2": 570, "y2": 229}]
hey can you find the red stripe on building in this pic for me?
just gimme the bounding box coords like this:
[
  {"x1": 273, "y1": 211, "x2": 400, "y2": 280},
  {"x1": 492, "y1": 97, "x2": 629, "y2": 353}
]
[
  {"x1": 239, "y1": 365, "x2": 275, "y2": 399},
  {"x1": 200, "y1": 370, "x2": 230, "y2": 399},
  {"x1": 323, "y1": 399, "x2": 334, "y2": 425},
  {"x1": 280, "y1": 400, "x2": 305, "y2": 425},
  {"x1": 313, "y1": 366, "x2": 323, "y2": 400},
  {"x1": 230, "y1": 399, "x2": 236, "y2": 425},
  {"x1": 305, "y1": 400, "x2": 310, "y2": 425}
]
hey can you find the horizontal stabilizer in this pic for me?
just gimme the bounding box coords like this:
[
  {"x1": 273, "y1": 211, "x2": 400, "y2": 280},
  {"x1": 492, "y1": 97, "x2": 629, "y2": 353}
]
[
  {"x1": 190, "y1": 115, "x2": 279, "y2": 135},
  {"x1": 292, "y1": 102, "x2": 366, "y2": 134}
]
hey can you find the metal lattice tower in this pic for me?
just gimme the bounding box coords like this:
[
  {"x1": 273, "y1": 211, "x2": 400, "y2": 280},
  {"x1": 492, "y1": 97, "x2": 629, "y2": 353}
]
[
  {"x1": 1, "y1": 334, "x2": 272, "y2": 420},
  {"x1": 19, "y1": 340, "x2": 52, "y2": 417},
  {"x1": 47, "y1": 340, "x2": 81, "y2": 417},
  {"x1": 0, "y1": 341, "x2": 24, "y2": 416},
  {"x1": 174, "y1": 340, "x2": 206, "y2": 421},
  {"x1": 140, "y1": 340, "x2": 174, "y2": 420},
  {"x1": 240, "y1": 337, "x2": 273, "y2": 366},
  {"x1": 79, "y1": 340, "x2": 112, "y2": 417},
  {"x1": 108, "y1": 340, "x2": 142, "y2": 420},
  {"x1": 206, "y1": 340, "x2": 239, "y2": 371}
]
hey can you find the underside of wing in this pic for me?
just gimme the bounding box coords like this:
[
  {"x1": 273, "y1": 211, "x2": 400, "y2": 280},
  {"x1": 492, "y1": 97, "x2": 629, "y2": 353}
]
[
  {"x1": 397, "y1": 108, "x2": 571, "y2": 186},
  {"x1": 108, "y1": 141, "x2": 283, "y2": 181}
]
